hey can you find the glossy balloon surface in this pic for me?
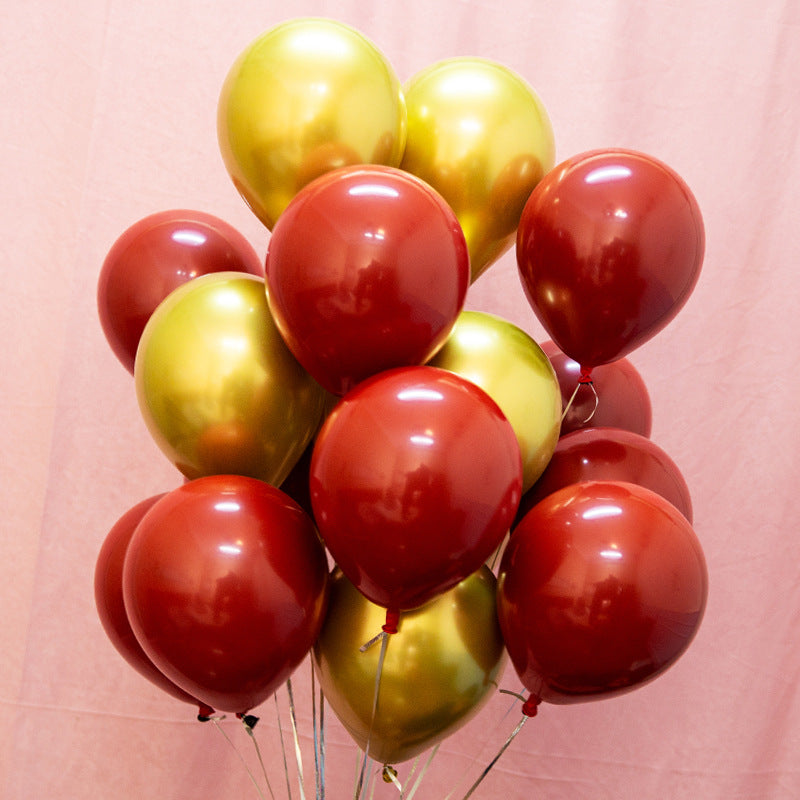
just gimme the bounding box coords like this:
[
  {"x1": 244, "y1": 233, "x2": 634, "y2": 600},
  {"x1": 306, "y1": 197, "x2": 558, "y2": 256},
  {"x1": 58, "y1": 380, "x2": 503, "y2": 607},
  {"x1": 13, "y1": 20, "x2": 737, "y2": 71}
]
[
  {"x1": 123, "y1": 475, "x2": 329, "y2": 713},
  {"x1": 218, "y1": 18, "x2": 406, "y2": 230},
  {"x1": 310, "y1": 366, "x2": 522, "y2": 612},
  {"x1": 313, "y1": 567, "x2": 506, "y2": 764},
  {"x1": 94, "y1": 493, "x2": 202, "y2": 708},
  {"x1": 265, "y1": 166, "x2": 469, "y2": 395},
  {"x1": 542, "y1": 341, "x2": 652, "y2": 438},
  {"x1": 97, "y1": 210, "x2": 263, "y2": 373},
  {"x1": 401, "y1": 57, "x2": 555, "y2": 282},
  {"x1": 135, "y1": 273, "x2": 326, "y2": 485},
  {"x1": 516, "y1": 149, "x2": 704, "y2": 368},
  {"x1": 498, "y1": 481, "x2": 707, "y2": 704},
  {"x1": 428, "y1": 311, "x2": 561, "y2": 491},
  {"x1": 517, "y1": 427, "x2": 693, "y2": 523}
]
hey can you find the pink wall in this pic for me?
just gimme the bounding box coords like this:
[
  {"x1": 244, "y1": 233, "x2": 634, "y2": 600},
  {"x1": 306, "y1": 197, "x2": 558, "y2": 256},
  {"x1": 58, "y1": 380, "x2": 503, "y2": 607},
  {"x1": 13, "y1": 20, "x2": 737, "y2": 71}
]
[{"x1": 2, "y1": 1, "x2": 798, "y2": 797}]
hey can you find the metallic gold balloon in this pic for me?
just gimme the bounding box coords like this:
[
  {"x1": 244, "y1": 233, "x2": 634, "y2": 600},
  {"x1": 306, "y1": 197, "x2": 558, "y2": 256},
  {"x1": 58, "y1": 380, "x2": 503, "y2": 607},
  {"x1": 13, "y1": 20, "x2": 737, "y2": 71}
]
[
  {"x1": 312, "y1": 567, "x2": 506, "y2": 765},
  {"x1": 135, "y1": 273, "x2": 326, "y2": 485},
  {"x1": 400, "y1": 58, "x2": 555, "y2": 282},
  {"x1": 217, "y1": 18, "x2": 407, "y2": 230},
  {"x1": 428, "y1": 310, "x2": 561, "y2": 492}
]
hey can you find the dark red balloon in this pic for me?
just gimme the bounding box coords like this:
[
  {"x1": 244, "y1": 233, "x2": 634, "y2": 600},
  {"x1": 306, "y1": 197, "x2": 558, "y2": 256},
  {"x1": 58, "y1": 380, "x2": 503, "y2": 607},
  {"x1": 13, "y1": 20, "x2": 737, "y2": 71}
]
[
  {"x1": 310, "y1": 366, "x2": 522, "y2": 614},
  {"x1": 94, "y1": 494, "x2": 208, "y2": 711},
  {"x1": 541, "y1": 341, "x2": 652, "y2": 438},
  {"x1": 517, "y1": 427, "x2": 692, "y2": 524},
  {"x1": 97, "y1": 209, "x2": 263, "y2": 373},
  {"x1": 122, "y1": 475, "x2": 329, "y2": 714},
  {"x1": 516, "y1": 149, "x2": 704, "y2": 369},
  {"x1": 497, "y1": 481, "x2": 707, "y2": 706},
  {"x1": 265, "y1": 166, "x2": 470, "y2": 396}
]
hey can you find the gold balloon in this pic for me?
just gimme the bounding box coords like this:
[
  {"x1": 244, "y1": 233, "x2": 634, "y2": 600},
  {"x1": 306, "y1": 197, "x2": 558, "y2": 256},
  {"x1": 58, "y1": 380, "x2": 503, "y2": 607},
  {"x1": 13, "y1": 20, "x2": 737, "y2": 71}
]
[
  {"x1": 135, "y1": 273, "x2": 326, "y2": 485},
  {"x1": 312, "y1": 567, "x2": 506, "y2": 765},
  {"x1": 217, "y1": 18, "x2": 407, "y2": 230},
  {"x1": 428, "y1": 310, "x2": 561, "y2": 492},
  {"x1": 400, "y1": 58, "x2": 555, "y2": 282}
]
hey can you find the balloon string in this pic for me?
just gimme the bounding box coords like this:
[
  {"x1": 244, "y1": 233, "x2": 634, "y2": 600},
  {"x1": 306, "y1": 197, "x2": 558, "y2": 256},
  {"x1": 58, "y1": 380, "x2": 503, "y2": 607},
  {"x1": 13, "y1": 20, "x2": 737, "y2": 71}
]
[
  {"x1": 239, "y1": 715, "x2": 277, "y2": 800},
  {"x1": 402, "y1": 744, "x2": 440, "y2": 800},
  {"x1": 207, "y1": 715, "x2": 268, "y2": 800},
  {"x1": 319, "y1": 684, "x2": 326, "y2": 800},
  {"x1": 311, "y1": 664, "x2": 324, "y2": 800},
  {"x1": 275, "y1": 693, "x2": 293, "y2": 800},
  {"x1": 560, "y1": 374, "x2": 599, "y2": 425},
  {"x1": 286, "y1": 679, "x2": 307, "y2": 800},
  {"x1": 383, "y1": 765, "x2": 403, "y2": 793}
]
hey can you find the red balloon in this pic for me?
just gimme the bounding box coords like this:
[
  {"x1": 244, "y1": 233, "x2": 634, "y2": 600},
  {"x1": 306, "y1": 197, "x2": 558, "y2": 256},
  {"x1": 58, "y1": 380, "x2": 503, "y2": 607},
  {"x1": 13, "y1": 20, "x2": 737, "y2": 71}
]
[
  {"x1": 265, "y1": 166, "x2": 470, "y2": 396},
  {"x1": 310, "y1": 366, "x2": 522, "y2": 615},
  {"x1": 497, "y1": 481, "x2": 707, "y2": 707},
  {"x1": 541, "y1": 341, "x2": 652, "y2": 438},
  {"x1": 516, "y1": 149, "x2": 704, "y2": 369},
  {"x1": 517, "y1": 427, "x2": 693, "y2": 524},
  {"x1": 97, "y1": 209, "x2": 263, "y2": 373},
  {"x1": 123, "y1": 475, "x2": 329, "y2": 714},
  {"x1": 94, "y1": 494, "x2": 209, "y2": 712}
]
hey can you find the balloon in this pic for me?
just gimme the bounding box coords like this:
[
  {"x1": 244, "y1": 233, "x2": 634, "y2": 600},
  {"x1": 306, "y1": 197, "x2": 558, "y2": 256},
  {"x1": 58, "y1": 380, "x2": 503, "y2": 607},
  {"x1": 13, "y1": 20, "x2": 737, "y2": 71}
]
[
  {"x1": 310, "y1": 366, "x2": 522, "y2": 614},
  {"x1": 122, "y1": 475, "x2": 329, "y2": 714},
  {"x1": 217, "y1": 18, "x2": 406, "y2": 230},
  {"x1": 497, "y1": 481, "x2": 707, "y2": 707},
  {"x1": 313, "y1": 567, "x2": 506, "y2": 765},
  {"x1": 135, "y1": 272, "x2": 326, "y2": 485},
  {"x1": 94, "y1": 493, "x2": 209, "y2": 713},
  {"x1": 401, "y1": 57, "x2": 555, "y2": 282},
  {"x1": 265, "y1": 166, "x2": 469, "y2": 396},
  {"x1": 517, "y1": 427, "x2": 693, "y2": 524},
  {"x1": 97, "y1": 210, "x2": 263, "y2": 374},
  {"x1": 542, "y1": 341, "x2": 652, "y2": 438},
  {"x1": 427, "y1": 311, "x2": 561, "y2": 492},
  {"x1": 516, "y1": 149, "x2": 704, "y2": 369}
]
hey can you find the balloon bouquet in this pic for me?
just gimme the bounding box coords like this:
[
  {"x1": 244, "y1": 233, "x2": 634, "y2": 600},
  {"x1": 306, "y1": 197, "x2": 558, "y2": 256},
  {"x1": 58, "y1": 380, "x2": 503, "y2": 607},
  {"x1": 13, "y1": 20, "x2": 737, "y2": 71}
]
[{"x1": 94, "y1": 16, "x2": 708, "y2": 798}]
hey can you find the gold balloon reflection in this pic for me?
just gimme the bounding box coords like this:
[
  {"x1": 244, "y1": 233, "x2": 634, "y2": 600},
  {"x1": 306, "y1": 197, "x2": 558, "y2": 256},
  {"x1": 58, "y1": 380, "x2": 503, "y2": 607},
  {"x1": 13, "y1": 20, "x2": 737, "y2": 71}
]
[
  {"x1": 135, "y1": 273, "x2": 326, "y2": 486},
  {"x1": 218, "y1": 18, "x2": 407, "y2": 230},
  {"x1": 401, "y1": 57, "x2": 555, "y2": 283},
  {"x1": 312, "y1": 567, "x2": 506, "y2": 765},
  {"x1": 428, "y1": 310, "x2": 561, "y2": 492}
]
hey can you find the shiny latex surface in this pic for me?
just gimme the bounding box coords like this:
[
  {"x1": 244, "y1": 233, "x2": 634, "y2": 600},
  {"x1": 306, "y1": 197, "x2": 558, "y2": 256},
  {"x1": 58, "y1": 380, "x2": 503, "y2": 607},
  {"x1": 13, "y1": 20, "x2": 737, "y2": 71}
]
[
  {"x1": 542, "y1": 340, "x2": 652, "y2": 437},
  {"x1": 217, "y1": 17, "x2": 406, "y2": 230},
  {"x1": 97, "y1": 209, "x2": 263, "y2": 374},
  {"x1": 516, "y1": 149, "x2": 704, "y2": 368},
  {"x1": 427, "y1": 310, "x2": 561, "y2": 492},
  {"x1": 517, "y1": 427, "x2": 693, "y2": 523},
  {"x1": 310, "y1": 366, "x2": 522, "y2": 612},
  {"x1": 313, "y1": 567, "x2": 506, "y2": 765},
  {"x1": 94, "y1": 493, "x2": 201, "y2": 707},
  {"x1": 498, "y1": 481, "x2": 707, "y2": 704},
  {"x1": 134, "y1": 272, "x2": 326, "y2": 485},
  {"x1": 401, "y1": 57, "x2": 555, "y2": 282},
  {"x1": 265, "y1": 166, "x2": 469, "y2": 396},
  {"x1": 122, "y1": 475, "x2": 329, "y2": 714}
]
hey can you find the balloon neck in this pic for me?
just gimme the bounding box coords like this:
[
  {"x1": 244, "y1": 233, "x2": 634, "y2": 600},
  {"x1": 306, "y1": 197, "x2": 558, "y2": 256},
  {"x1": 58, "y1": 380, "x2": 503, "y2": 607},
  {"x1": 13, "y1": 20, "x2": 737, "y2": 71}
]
[
  {"x1": 196, "y1": 703, "x2": 215, "y2": 722},
  {"x1": 382, "y1": 608, "x2": 400, "y2": 635},
  {"x1": 236, "y1": 712, "x2": 260, "y2": 730},
  {"x1": 521, "y1": 695, "x2": 541, "y2": 717},
  {"x1": 578, "y1": 366, "x2": 593, "y2": 385}
]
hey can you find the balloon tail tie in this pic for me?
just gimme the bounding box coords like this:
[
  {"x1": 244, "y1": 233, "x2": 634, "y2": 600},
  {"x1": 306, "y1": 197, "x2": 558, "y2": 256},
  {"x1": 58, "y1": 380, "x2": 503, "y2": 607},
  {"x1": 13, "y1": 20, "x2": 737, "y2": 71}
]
[
  {"x1": 382, "y1": 607, "x2": 400, "y2": 635},
  {"x1": 237, "y1": 714, "x2": 276, "y2": 800},
  {"x1": 275, "y1": 693, "x2": 294, "y2": 800},
  {"x1": 208, "y1": 716, "x2": 269, "y2": 800},
  {"x1": 402, "y1": 744, "x2": 440, "y2": 800},
  {"x1": 311, "y1": 664, "x2": 325, "y2": 800},
  {"x1": 354, "y1": 630, "x2": 391, "y2": 799},
  {"x1": 383, "y1": 765, "x2": 403, "y2": 792},
  {"x1": 286, "y1": 679, "x2": 307, "y2": 800},
  {"x1": 196, "y1": 703, "x2": 216, "y2": 722}
]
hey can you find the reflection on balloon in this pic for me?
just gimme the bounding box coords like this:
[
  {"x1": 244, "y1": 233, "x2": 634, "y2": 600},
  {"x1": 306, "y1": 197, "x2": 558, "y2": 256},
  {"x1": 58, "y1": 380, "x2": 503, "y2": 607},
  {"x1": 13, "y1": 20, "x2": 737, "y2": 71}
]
[
  {"x1": 265, "y1": 166, "x2": 469, "y2": 395},
  {"x1": 517, "y1": 427, "x2": 692, "y2": 523},
  {"x1": 123, "y1": 475, "x2": 329, "y2": 714},
  {"x1": 313, "y1": 567, "x2": 506, "y2": 765},
  {"x1": 135, "y1": 272, "x2": 326, "y2": 485},
  {"x1": 498, "y1": 481, "x2": 707, "y2": 706},
  {"x1": 310, "y1": 366, "x2": 522, "y2": 613},
  {"x1": 517, "y1": 149, "x2": 704, "y2": 369},
  {"x1": 427, "y1": 311, "x2": 561, "y2": 491},
  {"x1": 97, "y1": 210, "x2": 263, "y2": 374},
  {"x1": 401, "y1": 57, "x2": 554, "y2": 282},
  {"x1": 542, "y1": 341, "x2": 652, "y2": 438},
  {"x1": 218, "y1": 17, "x2": 407, "y2": 230}
]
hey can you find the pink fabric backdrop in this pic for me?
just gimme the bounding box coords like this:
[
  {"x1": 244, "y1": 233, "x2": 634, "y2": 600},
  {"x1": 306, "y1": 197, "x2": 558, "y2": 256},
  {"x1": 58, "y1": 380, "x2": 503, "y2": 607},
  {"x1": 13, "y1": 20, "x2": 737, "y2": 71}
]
[{"x1": 2, "y1": 0, "x2": 798, "y2": 797}]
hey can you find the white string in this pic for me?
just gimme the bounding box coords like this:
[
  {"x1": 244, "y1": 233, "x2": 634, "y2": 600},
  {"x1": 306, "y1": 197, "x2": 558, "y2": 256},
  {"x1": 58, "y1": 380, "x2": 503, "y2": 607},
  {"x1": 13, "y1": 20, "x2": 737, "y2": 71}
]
[
  {"x1": 402, "y1": 744, "x2": 440, "y2": 800},
  {"x1": 275, "y1": 693, "x2": 293, "y2": 800},
  {"x1": 241, "y1": 718, "x2": 277, "y2": 800},
  {"x1": 209, "y1": 716, "x2": 268, "y2": 800},
  {"x1": 286, "y1": 679, "x2": 307, "y2": 800}
]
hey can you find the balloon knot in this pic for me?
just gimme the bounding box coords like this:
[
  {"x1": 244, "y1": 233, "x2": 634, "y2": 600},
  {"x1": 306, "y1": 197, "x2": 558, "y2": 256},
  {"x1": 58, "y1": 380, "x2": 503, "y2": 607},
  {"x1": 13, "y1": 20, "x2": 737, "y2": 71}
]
[
  {"x1": 521, "y1": 695, "x2": 541, "y2": 717},
  {"x1": 196, "y1": 703, "x2": 215, "y2": 722},
  {"x1": 237, "y1": 712, "x2": 260, "y2": 730},
  {"x1": 578, "y1": 366, "x2": 593, "y2": 385},
  {"x1": 382, "y1": 608, "x2": 400, "y2": 635}
]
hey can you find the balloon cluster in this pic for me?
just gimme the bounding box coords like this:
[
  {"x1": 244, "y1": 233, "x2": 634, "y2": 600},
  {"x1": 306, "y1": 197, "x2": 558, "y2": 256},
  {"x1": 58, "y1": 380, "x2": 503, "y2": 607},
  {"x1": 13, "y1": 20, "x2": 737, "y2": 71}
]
[{"x1": 94, "y1": 15, "x2": 708, "y2": 783}]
